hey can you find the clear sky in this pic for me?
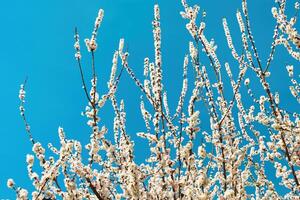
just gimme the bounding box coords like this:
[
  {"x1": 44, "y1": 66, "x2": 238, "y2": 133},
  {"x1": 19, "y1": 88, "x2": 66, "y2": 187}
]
[{"x1": 1, "y1": 0, "x2": 299, "y2": 198}]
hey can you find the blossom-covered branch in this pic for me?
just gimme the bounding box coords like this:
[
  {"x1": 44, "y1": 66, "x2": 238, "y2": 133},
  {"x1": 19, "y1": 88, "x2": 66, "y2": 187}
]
[{"x1": 7, "y1": 0, "x2": 300, "y2": 199}]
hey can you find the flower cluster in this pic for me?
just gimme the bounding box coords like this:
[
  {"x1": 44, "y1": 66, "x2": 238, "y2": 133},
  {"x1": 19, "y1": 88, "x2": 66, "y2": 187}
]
[
  {"x1": 8, "y1": 0, "x2": 300, "y2": 199},
  {"x1": 272, "y1": 1, "x2": 300, "y2": 60},
  {"x1": 85, "y1": 9, "x2": 104, "y2": 52}
]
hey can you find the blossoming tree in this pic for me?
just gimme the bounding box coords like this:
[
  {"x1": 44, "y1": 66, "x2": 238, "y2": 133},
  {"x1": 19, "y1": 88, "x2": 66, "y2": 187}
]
[{"x1": 7, "y1": 0, "x2": 300, "y2": 199}]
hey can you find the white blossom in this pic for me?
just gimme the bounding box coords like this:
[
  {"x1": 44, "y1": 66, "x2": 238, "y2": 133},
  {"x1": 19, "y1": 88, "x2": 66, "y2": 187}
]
[
  {"x1": 8, "y1": 2, "x2": 300, "y2": 199},
  {"x1": 7, "y1": 179, "x2": 14, "y2": 189}
]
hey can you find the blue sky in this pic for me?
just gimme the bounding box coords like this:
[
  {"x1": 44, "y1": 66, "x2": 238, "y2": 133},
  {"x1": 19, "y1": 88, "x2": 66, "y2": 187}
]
[{"x1": 0, "y1": 0, "x2": 299, "y2": 198}]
